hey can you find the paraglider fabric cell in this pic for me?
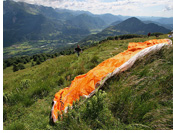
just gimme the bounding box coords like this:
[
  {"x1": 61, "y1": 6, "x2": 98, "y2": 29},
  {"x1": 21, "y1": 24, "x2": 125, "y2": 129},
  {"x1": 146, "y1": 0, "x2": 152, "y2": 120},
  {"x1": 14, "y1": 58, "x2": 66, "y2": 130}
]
[{"x1": 51, "y1": 39, "x2": 172, "y2": 123}]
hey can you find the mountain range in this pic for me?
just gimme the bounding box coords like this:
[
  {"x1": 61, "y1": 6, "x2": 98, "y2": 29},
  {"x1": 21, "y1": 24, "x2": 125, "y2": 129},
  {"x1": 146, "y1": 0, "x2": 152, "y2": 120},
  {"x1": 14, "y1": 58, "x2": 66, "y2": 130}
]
[
  {"x1": 3, "y1": 0, "x2": 172, "y2": 54},
  {"x1": 3, "y1": 0, "x2": 90, "y2": 47},
  {"x1": 79, "y1": 17, "x2": 171, "y2": 45}
]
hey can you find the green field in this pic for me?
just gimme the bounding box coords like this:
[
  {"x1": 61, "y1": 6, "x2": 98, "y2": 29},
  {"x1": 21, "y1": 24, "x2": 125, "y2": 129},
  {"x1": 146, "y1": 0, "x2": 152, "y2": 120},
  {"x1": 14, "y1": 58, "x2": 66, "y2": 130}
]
[
  {"x1": 3, "y1": 40, "x2": 76, "y2": 59},
  {"x1": 3, "y1": 35, "x2": 173, "y2": 129}
]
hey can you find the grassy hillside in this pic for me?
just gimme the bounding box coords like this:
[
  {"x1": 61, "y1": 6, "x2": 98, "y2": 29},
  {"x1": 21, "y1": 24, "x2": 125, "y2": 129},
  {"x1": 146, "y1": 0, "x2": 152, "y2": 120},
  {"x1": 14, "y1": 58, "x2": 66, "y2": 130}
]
[{"x1": 3, "y1": 35, "x2": 173, "y2": 130}]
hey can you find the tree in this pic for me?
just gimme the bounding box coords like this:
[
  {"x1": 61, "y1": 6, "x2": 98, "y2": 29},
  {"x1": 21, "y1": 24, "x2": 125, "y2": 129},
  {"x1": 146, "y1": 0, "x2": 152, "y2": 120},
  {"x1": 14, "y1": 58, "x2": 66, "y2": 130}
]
[
  {"x1": 36, "y1": 59, "x2": 41, "y2": 65},
  {"x1": 42, "y1": 54, "x2": 47, "y2": 61},
  {"x1": 3, "y1": 63, "x2": 7, "y2": 69},
  {"x1": 51, "y1": 54, "x2": 55, "y2": 58},
  {"x1": 18, "y1": 64, "x2": 25, "y2": 70},
  {"x1": 13, "y1": 64, "x2": 19, "y2": 72},
  {"x1": 31, "y1": 61, "x2": 35, "y2": 67},
  {"x1": 33, "y1": 56, "x2": 39, "y2": 61},
  {"x1": 54, "y1": 53, "x2": 59, "y2": 57},
  {"x1": 39, "y1": 56, "x2": 45, "y2": 62}
]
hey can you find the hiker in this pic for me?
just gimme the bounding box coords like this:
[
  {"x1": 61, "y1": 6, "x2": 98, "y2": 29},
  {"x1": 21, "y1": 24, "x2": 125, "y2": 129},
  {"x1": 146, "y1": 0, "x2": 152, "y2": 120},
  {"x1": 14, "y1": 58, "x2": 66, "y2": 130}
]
[
  {"x1": 74, "y1": 45, "x2": 82, "y2": 57},
  {"x1": 148, "y1": 32, "x2": 151, "y2": 38}
]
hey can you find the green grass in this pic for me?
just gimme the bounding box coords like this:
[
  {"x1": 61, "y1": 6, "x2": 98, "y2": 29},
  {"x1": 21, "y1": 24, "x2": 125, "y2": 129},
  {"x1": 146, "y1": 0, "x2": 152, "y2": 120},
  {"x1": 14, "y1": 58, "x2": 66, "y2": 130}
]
[
  {"x1": 3, "y1": 35, "x2": 173, "y2": 129},
  {"x1": 3, "y1": 40, "x2": 75, "y2": 59}
]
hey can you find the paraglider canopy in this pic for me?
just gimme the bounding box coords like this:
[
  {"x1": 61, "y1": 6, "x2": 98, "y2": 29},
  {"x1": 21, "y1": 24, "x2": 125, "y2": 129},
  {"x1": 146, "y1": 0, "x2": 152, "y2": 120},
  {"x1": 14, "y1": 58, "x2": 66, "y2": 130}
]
[{"x1": 51, "y1": 39, "x2": 172, "y2": 123}]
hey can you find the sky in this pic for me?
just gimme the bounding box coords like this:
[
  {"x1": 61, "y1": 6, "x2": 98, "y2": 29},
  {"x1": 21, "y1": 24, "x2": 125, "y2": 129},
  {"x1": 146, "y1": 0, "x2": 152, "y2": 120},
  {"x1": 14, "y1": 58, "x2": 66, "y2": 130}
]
[{"x1": 11, "y1": 0, "x2": 173, "y2": 17}]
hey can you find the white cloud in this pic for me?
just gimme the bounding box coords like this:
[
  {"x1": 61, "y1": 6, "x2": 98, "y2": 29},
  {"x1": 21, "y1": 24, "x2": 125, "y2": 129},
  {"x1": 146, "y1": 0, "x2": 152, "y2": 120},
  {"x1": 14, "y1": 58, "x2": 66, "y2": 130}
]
[
  {"x1": 14, "y1": 0, "x2": 173, "y2": 17},
  {"x1": 163, "y1": 5, "x2": 173, "y2": 12}
]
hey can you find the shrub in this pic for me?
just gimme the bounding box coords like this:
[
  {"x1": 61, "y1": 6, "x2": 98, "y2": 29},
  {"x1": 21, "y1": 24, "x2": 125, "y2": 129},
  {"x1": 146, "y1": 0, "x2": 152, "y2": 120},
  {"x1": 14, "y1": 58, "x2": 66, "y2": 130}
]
[
  {"x1": 13, "y1": 64, "x2": 19, "y2": 72},
  {"x1": 13, "y1": 63, "x2": 25, "y2": 72},
  {"x1": 107, "y1": 36, "x2": 115, "y2": 40},
  {"x1": 118, "y1": 34, "x2": 144, "y2": 40},
  {"x1": 18, "y1": 63, "x2": 25, "y2": 70},
  {"x1": 54, "y1": 90, "x2": 118, "y2": 130},
  {"x1": 150, "y1": 32, "x2": 164, "y2": 37},
  {"x1": 31, "y1": 61, "x2": 35, "y2": 67},
  {"x1": 36, "y1": 59, "x2": 41, "y2": 65}
]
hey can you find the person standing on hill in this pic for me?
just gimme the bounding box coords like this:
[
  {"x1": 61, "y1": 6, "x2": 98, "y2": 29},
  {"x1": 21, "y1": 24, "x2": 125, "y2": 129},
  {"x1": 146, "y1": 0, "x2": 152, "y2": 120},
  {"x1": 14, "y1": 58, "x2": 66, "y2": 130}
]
[
  {"x1": 74, "y1": 45, "x2": 82, "y2": 57},
  {"x1": 148, "y1": 32, "x2": 151, "y2": 38}
]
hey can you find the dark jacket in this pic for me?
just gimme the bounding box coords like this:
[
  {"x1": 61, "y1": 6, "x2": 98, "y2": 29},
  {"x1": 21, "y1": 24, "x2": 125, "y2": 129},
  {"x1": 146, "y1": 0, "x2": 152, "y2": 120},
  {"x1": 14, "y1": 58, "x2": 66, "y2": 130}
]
[{"x1": 75, "y1": 47, "x2": 81, "y2": 52}]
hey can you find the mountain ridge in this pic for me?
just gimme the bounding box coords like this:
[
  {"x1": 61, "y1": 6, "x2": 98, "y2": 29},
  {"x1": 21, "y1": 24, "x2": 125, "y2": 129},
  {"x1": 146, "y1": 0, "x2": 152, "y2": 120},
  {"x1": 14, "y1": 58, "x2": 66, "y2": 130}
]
[
  {"x1": 66, "y1": 13, "x2": 107, "y2": 30},
  {"x1": 3, "y1": 0, "x2": 173, "y2": 58},
  {"x1": 79, "y1": 17, "x2": 171, "y2": 45}
]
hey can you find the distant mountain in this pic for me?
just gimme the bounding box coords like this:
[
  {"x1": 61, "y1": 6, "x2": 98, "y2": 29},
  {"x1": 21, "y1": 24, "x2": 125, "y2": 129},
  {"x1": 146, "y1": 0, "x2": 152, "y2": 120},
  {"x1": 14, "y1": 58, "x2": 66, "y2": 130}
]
[
  {"x1": 79, "y1": 17, "x2": 171, "y2": 45},
  {"x1": 4, "y1": 0, "x2": 120, "y2": 48},
  {"x1": 3, "y1": 0, "x2": 89, "y2": 47},
  {"x1": 66, "y1": 13, "x2": 107, "y2": 30},
  {"x1": 3, "y1": 0, "x2": 74, "y2": 21},
  {"x1": 105, "y1": 17, "x2": 170, "y2": 35},
  {"x1": 156, "y1": 17, "x2": 173, "y2": 25},
  {"x1": 97, "y1": 13, "x2": 122, "y2": 26},
  {"x1": 143, "y1": 21, "x2": 173, "y2": 30},
  {"x1": 109, "y1": 20, "x2": 122, "y2": 26},
  {"x1": 55, "y1": 8, "x2": 93, "y2": 17}
]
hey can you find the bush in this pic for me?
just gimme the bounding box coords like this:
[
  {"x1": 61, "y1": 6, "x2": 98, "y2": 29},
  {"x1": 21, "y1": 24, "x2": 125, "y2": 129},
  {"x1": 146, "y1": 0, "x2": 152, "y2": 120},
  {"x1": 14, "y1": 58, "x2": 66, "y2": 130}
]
[
  {"x1": 150, "y1": 32, "x2": 164, "y2": 37},
  {"x1": 18, "y1": 64, "x2": 25, "y2": 70},
  {"x1": 117, "y1": 34, "x2": 144, "y2": 40},
  {"x1": 31, "y1": 61, "x2": 35, "y2": 67},
  {"x1": 36, "y1": 59, "x2": 41, "y2": 65},
  {"x1": 107, "y1": 36, "x2": 115, "y2": 40},
  {"x1": 13, "y1": 64, "x2": 19, "y2": 72},
  {"x1": 13, "y1": 63, "x2": 25, "y2": 72},
  {"x1": 53, "y1": 90, "x2": 118, "y2": 130}
]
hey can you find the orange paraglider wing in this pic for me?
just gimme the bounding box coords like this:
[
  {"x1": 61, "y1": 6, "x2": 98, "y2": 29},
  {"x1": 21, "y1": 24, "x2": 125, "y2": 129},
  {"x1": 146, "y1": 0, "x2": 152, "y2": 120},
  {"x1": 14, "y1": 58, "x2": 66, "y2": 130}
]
[{"x1": 51, "y1": 39, "x2": 172, "y2": 123}]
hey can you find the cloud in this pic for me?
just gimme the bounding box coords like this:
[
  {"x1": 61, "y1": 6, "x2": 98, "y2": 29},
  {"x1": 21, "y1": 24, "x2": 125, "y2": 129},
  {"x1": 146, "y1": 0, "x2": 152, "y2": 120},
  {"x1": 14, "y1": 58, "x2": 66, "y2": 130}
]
[
  {"x1": 14, "y1": 0, "x2": 69, "y2": 6},
  {"x1": 13, "y1": 0, "x2": 173, "y2": 17},
  {"x1": 164, "y1": 5, "x2": 173, "y2": 11}
]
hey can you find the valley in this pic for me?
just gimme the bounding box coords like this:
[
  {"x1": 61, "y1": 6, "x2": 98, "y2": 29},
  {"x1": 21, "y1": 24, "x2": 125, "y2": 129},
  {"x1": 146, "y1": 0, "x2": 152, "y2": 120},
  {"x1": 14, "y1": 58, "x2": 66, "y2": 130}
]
[{"x1": 3, "y1": 0, "x2": 172, "y2": 59}]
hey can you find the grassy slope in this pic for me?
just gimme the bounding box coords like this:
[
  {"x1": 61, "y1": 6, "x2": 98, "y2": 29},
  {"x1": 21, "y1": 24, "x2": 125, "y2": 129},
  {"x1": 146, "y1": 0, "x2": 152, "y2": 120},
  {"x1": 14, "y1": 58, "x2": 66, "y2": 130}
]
[{"x1": 3, "y1": 35, "x2": 173, "y2": 130}]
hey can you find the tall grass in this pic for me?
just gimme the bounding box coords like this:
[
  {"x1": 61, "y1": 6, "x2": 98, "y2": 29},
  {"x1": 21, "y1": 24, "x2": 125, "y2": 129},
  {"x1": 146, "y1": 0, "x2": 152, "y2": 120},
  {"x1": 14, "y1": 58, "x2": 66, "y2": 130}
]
[{"x1": 3, "y1": 35, "x2": 173, "y2": 129}]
